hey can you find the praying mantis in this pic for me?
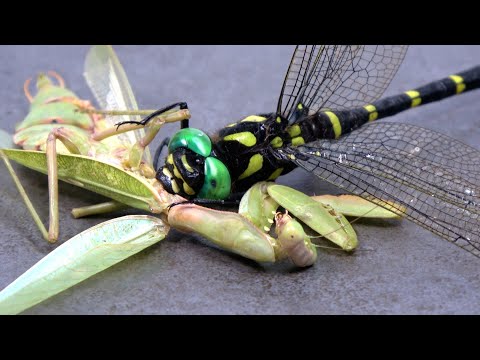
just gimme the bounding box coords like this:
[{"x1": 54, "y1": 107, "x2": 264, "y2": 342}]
[{"x1": 0, "y1": 45, "x2": 480, "y2": 316}]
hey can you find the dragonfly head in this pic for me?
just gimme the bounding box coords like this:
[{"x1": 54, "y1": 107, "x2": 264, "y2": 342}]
[{"x1": 156, "y1": 128, "x2": 231, "y2": 200}]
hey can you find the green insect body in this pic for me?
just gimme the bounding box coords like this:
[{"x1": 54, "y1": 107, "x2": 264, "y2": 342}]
[
  {"x1": 1, "y1": 149, "x2": 177, "y2": 213},
  {"x1": 1, "y1": 48, "x2": 192, "y2": 245},
  {"x1": 14, "y1": 72, "x2": 127, "y2": 162}
]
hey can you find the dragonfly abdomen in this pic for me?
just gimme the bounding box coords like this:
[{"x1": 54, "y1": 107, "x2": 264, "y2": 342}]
[
  {"x1": 289, "y1": 65, "x2": 480, "y2": 145},
  {"x1": 369, "y1": 65, "x2": 480, "y2": 120}
]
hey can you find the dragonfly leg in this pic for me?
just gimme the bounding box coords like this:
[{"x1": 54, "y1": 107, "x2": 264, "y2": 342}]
[
  {"x1": 71, "y1": 201, "x2": 128, "y2": 218},
  {"x1": 91, "y1": 108, "x2": 191, "y2": 142},
  {"x1": 115, "y1": 102, "x2": 189, "y2": 128},
  {"x1": 126, "y1": 106, "x2": 190, "y2": 170},
  {"x1": 153, "y1": 137, "x2": 170, "y2": 171}
]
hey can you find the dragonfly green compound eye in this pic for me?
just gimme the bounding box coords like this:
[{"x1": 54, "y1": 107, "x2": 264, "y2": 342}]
[
  {"x1": 166, "y1": 128, "x2": 231, "y2": 200},
  {"x1": 169, "y1": 128, "x2": 212, "y2": 157},
  {"x1": 198, "y1": 157, "x2": 231, "y2": 199}
]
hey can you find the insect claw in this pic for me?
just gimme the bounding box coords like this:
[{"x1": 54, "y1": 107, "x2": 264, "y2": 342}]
[{"x1": 115, "y1": 121, "x2": 144, "y2": 130}]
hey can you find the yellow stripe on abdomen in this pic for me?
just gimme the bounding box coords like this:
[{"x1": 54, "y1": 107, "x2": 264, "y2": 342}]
[
  {"x1": 325, "y1": 111, "x2": 342, "y2": 138},
  {"x1": 405, "y1": 90, "x2": 422, "y2": 107},
  {"x1": 449, "y1": 75, "x2": 466, "y2": 94},
  {"x1": 363, "y1": 104, "x2": 378, "y2": 122}
]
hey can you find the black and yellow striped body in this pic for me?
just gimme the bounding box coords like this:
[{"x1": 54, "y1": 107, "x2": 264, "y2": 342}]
[
  {"x1": 160, "y1": 66, "x2": 480, "y2": 199},
  {"x1": 212, "y1": 66, "x2": 480, "y2": 195},
  {"x1": 291, "y1": 66, "x2": 480, "y2": 143}
]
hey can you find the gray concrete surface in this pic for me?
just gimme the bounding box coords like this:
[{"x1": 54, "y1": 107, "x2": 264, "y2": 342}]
[{"x1": 0, "y1": 45, "x2": 479, "y2": 314}]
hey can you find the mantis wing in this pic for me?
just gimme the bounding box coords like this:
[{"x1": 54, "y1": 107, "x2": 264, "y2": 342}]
[
  {"x1": 0, "y1": 215, "x2": 169, "y2": 315},
  {"x1": 84, "y1": 45, "x2": 152, "y2": 164},
  {"x1": 2, "y1": 149, "x2": 180, "y2": 212}
]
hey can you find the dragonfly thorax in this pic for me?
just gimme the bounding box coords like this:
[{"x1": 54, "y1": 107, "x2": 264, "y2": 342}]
[{"x1": 213, "y1": 113, "x2": 297, "y2": 194}]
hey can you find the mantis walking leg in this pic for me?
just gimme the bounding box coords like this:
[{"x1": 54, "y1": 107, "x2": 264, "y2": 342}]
[
  {"x1": 46, "y1": 128, "x2": 85, "y2": 242},
  {"x1": 71, "y1": 201, "x2": 128, "y2": 218},
  {"x1": 91, "y1": 108, "x2": 191, "y2": 171},
  {"x1": 1, "y1": 127, "x2": 88, "y2": 243}
]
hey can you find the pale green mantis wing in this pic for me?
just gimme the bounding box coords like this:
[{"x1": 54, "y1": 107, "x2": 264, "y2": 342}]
[
  {"x1": 1, "y1": 149, "x2": 177, "y2": 213},
  {"x1": 0, "y1": 215, "x2": 168, "y2": 315},
  {"x1": 84, "y1": 45, "x2": 152, "y2": 164}
]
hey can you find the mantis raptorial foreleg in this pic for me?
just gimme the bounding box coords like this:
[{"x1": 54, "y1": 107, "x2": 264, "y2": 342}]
[
  {"x1": 168, "y1": 182, "x2": 402, "y2": 267},
  {"x1": 168, "y1": 183, "x2": 351, "y2": 267}
]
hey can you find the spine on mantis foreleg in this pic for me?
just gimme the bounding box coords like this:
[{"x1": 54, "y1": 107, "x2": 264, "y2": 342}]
[{"x1": 14, "y1": 72, "x2": 97, "y2": 152}]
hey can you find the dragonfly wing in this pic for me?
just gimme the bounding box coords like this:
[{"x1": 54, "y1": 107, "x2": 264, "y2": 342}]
[
  {"x1": 84, "y1": 45, "x2": 152, "y2": 164},
  {"x1": 277, "y1": 45, "x2": 409, "y2": 122},
  {"x1": 279, "y1": 122, "x2": 480, "y2": 256}
]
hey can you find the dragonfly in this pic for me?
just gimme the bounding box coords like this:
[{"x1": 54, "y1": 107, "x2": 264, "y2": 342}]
[{"x1": 123, "y1": 45, "x2": 480, "y2": 258}]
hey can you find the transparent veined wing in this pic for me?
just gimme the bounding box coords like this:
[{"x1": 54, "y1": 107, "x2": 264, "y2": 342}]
[
  {"x1": 279, "y1": 122, "x2": 480, "y2": 257},
  {"x1": 84, "y1": 45, "x2": 152, "y2": 164},
  {"x1": 277, "y1": 45, "x2": 409, "y2": 122}
]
